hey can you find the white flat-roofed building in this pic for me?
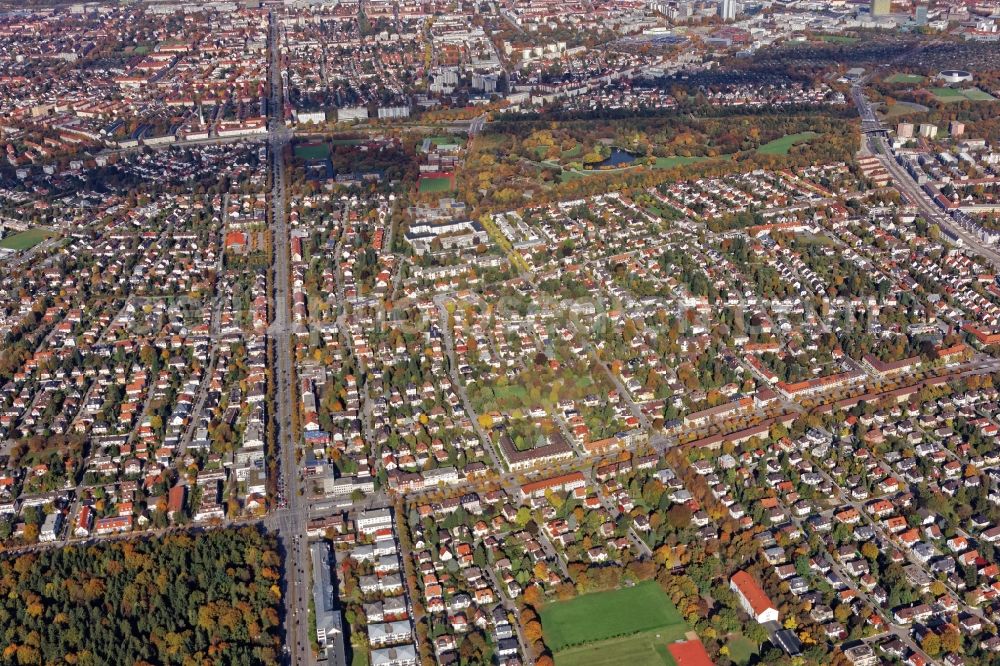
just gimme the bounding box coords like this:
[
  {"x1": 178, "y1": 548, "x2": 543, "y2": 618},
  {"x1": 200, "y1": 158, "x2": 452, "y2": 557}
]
[
  {"x1": 358, "y1": 508, "x2": 394, "y2": 536},
  {"x1": 368, "y1": 621, "x2": 413, "y2": 648},
  {"x1": 371, "y1": 644, "x2": 418, "y2": 666}
]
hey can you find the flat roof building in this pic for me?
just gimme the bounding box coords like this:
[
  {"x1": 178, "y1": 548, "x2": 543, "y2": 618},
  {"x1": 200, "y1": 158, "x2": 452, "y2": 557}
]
[{"x1": 311, "y1": 541, "x2": 347, "y2": 665}]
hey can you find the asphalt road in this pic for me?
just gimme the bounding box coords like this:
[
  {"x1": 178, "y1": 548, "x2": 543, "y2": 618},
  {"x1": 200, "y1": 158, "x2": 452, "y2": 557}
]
[{"x1": 263, "y1": 13, "x2": 314, "y2": 666}]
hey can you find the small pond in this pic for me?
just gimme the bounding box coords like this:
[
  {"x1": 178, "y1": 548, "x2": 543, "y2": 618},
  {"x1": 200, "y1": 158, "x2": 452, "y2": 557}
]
[{"x1": 597, "y1": 148, "x2": 637, "y2": 168}]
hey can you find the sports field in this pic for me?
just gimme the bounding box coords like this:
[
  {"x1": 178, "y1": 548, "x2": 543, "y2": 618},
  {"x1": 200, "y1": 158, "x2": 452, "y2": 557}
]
[
  {"x1": 554, "y1": 627, "x2": 692, "y2": 666},
  {"x1": 542, "y1": 582, "x2": 688, "y2": 665},
  {"x1": 418, "y1": 174, "x2": 454, "y2": 193},
  {"x1": 929, "y1": 87, "x2": 996, "y2": 103},
  {"x1": 294, "y1": 143, "x2": 331, "y2": 159},
  {"x1": 885, "y1": 73, "x2": 925, "y2": 84},
  {"x1": 0, "y1": 228, "x2": 55, "y2": 251},
  {"x1": 961, "y1": 88, "x2": 996, "y2": 101},
  {"x1": 757, "y1": 131, "x2": 818, "y2": 155}
]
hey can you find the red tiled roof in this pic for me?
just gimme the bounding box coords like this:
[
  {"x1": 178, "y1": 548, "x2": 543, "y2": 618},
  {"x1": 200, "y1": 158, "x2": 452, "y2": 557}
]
[{"x1": 731, "y1": 570, "x2": 774, "y2": 617}]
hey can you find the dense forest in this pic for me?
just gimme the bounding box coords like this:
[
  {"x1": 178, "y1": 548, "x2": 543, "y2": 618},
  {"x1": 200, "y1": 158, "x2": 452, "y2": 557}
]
[{"x1": 0, "y1": 527, "x2": 282, "y2": 665}]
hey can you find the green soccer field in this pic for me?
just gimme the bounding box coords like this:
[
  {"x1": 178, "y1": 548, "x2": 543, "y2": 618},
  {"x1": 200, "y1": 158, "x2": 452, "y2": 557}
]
[
  {"x1": 929, "y1": 87, "x2": 963, "y2": 101},
  {"x1": 885, "y1": 73, "x2": 925, "y2": 84},
  {"x1": 928, "y1": 87, "x2": 994, "y2": 103},
  {"x1": 294, "y1": 143, "x2": 331, "y2": 159},
  {"x1": 961, "y1": 88, "x2": 996, "y2": 101},
  {"x1": 418, "y1": 176, "x2": 454, "y2": 193},
  {"x1": 554, "y1": 627, "x2": 691, "y2": 666},
  {"x1": 541, "y1": 582, "x2": 687, "y2": 653},
  {"x1": 0, "y1": 228, "x2": 55, "y2": 251}
]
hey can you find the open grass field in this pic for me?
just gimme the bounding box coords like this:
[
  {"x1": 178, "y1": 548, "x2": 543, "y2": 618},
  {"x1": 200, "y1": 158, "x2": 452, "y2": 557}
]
[
  {"x1": 929, "y1": 87, "x2": 996, "y2": 103},
  {"x1": 757, "y1": 131, "x2": 818, "y2": 155},
  {"x1": 726, "y1": 634, "x2": 758, "y2": 664},
  {"x1": 0, "y1": 228, "x2": 55, "y2": 251},
  {"x1": 885, "y1": 73, "x2": 925, "y2": 84},
  {"x1": 646, "y1": 203, "x2": 680, "y2": 220},
  {"x1": 557, "y1": 153, "x2": 724, "y2": 182},
  {"x1": 560, "y1": 163, "x2": 637, "y2": 180},
  {"x1": 561, "y1": 143, "x2": 582, "y2": 159},
  {"x1": 653, "y1": 155, "x2": 713, "y2": 168},
  {"x1": 418, "y1": 174, "x2": 455, "y2": 193},
  {"x1": 554, "y1": 627, "x2": 691, "y2": 666},
  {"x1": 559, "y1": 169, "x2": 587, "y2": 183},
  {"x1": 961, "y1": 88, "x2": 996, "y2": 101},
  {"x1": 819, "y1": 34, "x2": 858, "y2": 44},
  {"x1": 294, "y1": 143, "x2": 331, "y2": 159},
  {"x1": 430, "y1": 135, "x2": 464, "y2": 147},
  {"x1": 929, "y1": 87, "x2": 963, "y2": 100},
  {"x1": 882, "y1": 101, "x2": 929, "y2": 118},
  {"x1": 491, "y1": 384, "x2": 530, "y2": 407},
  {"x1": 542, "y1": 582, "x2": 687, "y2": 653}
]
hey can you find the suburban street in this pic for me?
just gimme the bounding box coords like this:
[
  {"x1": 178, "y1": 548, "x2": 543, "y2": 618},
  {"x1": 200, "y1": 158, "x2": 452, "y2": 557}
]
[
  {"x1": 7, "y1": 5, "x2": 1000, "y2": 666},
  {"x1": 852, "y1": 83, "x2": 1000, "y2": 269}
]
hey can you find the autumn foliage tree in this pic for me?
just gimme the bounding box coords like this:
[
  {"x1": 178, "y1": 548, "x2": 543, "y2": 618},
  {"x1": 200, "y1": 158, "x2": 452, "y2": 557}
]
[{"x1": 0, "y1": 527, "x2": 281, "y2": 664}]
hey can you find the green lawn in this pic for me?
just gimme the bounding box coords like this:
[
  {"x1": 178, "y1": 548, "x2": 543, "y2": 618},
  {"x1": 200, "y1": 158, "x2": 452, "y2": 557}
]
[
  {"x1": 819, "y1": 34, "x2": 858, "y2": 44},
  {"x1": 726, "y1": 634, "x2": 758, "y2": 665},
  {"x1": 757, "y1": 132, "x2": 818, "y2": 155},
  {"x1": 418, "y1": 176, "x2": 454, "y2": 193},
  {"x1": 350, "y1": 647, "x2": 368, "y2": 666},
  {"x1": 885, "y1": 73, "x2": 925, "y2": 84},
  {"x1": 961, "y1": 88, "x2": 996, "y2": 101},
  {"x1": 653, "y1": 155, "x2": 712, "y2": 168},
  {"x1": 0, "y1": 228, "x2": 55, "y2": 251},
  {"x1": 294, "y1": 143, "x2": 331, "y2": 159},
  {"x1": 556, "y1": 153, "x2": 722, "y2": 181},
  {"x1": 929, "y1": 87, "x2": 963, "y2": 101},
  {"x1": 882, "y1": 101, "x2": 929, "y2": 118},
  {"x1": 330, "y1": 138, "x2": 364, "y2": 146},
  {"x1": 542, "y1": 582, "x2": 686, "y2": 652},
  {"x1": 554, "y1": 627, "x2": 689, "y2": 666},
  {"x1": 928, "y1": 87, "x2": 994, "y2": 103},
  {"x1": 430, "y1": 135, "x2": 464, "y2": 147},
  {"x1": 646, "y1": 204, "x2": 679, "y2": 220},
  {"x1": 492, "y1": 384, "x2": 530, "y2": 405},
  {"x1": 561, "y1": 143, "x2": 583, "y2": 159}
]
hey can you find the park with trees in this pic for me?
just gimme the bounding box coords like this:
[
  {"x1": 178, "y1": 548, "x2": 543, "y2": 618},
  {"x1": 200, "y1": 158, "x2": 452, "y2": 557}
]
[{"x1": 0, "y1": 527, "x2": 282, "y2": 665}]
